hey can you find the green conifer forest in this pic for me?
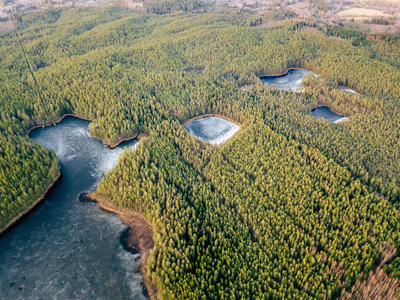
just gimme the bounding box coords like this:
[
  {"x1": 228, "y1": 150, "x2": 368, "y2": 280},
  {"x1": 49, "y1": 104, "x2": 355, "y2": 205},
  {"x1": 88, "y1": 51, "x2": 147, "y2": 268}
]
[{"x1": 1, "y1": 4, "x2": 400, "y2": 298}]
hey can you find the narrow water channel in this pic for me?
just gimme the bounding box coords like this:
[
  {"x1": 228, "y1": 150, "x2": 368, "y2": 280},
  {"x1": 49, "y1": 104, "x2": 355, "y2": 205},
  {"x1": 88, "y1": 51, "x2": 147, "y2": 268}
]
[{"x1": 0, "y1": 117, "x2": 147, "y2": 300}]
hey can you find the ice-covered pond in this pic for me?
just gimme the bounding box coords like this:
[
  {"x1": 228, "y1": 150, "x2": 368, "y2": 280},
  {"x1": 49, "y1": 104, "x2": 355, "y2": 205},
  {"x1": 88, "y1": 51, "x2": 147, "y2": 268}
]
[
  {"x1": 260, "y1": 69, "x2": 318, "y2": 91},
  {"x1": 184, "y1": 116, "x2": 240, "y2": 145},
  {"x1": 310, "y1": 106, "x2": 347, "y2": 123},
  {"x1": 339, "y1": 87, "x2": 360, "y2": 96}
]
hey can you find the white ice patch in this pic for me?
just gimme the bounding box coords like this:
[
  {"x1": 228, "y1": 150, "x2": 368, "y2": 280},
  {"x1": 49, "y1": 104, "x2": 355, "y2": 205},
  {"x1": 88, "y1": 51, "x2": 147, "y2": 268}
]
[
  {"x1": 185, "y1": 117, "x2": 240, "y2": 146},
  {"x1": 91, "y1": 142, "x2": 138, "y2": 179},
  {"x1": 334, "y1": 117, "x2": 349, "y2": 124},
  {"x1": 208, "y1": 126, "x2": 240, "y2": 145},
  {"x1": 94, "y1": 149, "x2": 124, "y2": 177},
  {"x1": 242, "y1": 86, "x2": 253, "y2": 91},
  {"x1": 116, "y1": 249, "x2": 147, "y2": 299}
]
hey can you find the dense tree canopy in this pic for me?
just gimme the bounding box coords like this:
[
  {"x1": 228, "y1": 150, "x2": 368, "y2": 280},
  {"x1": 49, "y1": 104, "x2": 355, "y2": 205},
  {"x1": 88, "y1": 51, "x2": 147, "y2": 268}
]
[
  {"x1": 1, "y1": 5, "x2": 400, "y2": 298},
  {"x1": 97, "y1": 120, "x2": 400, "y2": 299}
]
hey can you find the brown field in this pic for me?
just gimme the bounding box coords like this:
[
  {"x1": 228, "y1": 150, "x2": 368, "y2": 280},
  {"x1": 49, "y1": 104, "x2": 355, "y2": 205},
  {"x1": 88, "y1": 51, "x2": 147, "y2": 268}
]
[
  {"x1": 336, "y1": 8, "x2": 395, "y2": 21},
  {"x1": 286, "y1": 2, "x2": 313, "y2": 18},
  {"x1": 0, "y1": 20, "x2": 14, "y2": 32},
  {"x1": 362, "y1": 0, "x2": 400, "y2": 3}
]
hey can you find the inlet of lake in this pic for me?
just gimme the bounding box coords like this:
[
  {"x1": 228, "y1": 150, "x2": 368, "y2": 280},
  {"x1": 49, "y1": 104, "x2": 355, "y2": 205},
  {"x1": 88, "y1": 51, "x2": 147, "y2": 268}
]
[
  {"x1": 0, "y1": 117, "x2": 148, "y2": 300},
  {"x1": 184, "y1": 116, "x2": 240, "y2": 145}
]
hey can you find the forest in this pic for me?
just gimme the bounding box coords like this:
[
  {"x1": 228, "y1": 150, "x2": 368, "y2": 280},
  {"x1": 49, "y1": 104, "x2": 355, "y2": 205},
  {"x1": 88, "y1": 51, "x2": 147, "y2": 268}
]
[{"x1": 1, "y1": 4, "x2": 400, "y2": 298}]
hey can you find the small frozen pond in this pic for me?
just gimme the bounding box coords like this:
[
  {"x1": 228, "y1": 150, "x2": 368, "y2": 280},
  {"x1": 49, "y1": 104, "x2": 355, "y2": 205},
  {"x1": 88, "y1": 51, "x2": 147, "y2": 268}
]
[
  {"x1": 242, "y1": 86, "x2": 253, "y2": 91},
  {"x1": 184, "y1": 117, "x2": 240, "y2": 145},
  {"x1": 339, "y1": 87, "x2": 360, "y2": 96},
  {"x1": 311, "y1": 106, "x2": 347, "y2": 123},
  {"x1": 260, "y1": 69, "x2": 318, "y2": 91}
]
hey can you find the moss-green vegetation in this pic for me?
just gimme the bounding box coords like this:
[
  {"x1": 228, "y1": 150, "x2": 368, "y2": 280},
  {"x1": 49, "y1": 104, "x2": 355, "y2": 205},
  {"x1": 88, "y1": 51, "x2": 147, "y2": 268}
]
[{"x1": 1, "y1": 5, "x2": 400, "y2": 297}]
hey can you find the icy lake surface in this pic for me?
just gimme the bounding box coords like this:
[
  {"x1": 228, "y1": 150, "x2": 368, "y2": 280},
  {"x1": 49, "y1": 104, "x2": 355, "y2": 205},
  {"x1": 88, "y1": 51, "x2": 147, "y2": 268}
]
[
  {"x1": 184, "y1": 117, "x2": 240, "y2": 145},
  {"x1": 260, "y1": 69, "x2": 318, "y2": 91},
  {"x1": 0, "y1": 117, "x2": 147, "y2": 300},
  {"x1": 310, "y1": 106, "x2": 347, "y2": 123}
]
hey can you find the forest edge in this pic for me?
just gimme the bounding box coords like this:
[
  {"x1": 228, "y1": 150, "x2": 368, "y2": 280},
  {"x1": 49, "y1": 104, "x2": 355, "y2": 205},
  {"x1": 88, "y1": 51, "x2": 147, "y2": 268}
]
[
  {"x1": 258, "y1": 67, "x2": 315, "y2": 79},
  {"x1": 0, "y1": 169, "x2": 62, "y2": 237},
  {"x1": 11, "y1": 82, "x2": 351, "y2": 241}
]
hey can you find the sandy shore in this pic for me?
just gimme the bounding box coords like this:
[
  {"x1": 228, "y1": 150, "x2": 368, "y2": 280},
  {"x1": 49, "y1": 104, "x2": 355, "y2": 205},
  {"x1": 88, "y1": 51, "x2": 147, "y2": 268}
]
[
  {"x1": 0, "y1": 171, "x2": 62, "y2": 237},
  {"x1": 26, "y1": 113, "x2": 146, "y2": 149},
  {"x1": 84, "y1": 192, "x2": 160, "y2": 300}
]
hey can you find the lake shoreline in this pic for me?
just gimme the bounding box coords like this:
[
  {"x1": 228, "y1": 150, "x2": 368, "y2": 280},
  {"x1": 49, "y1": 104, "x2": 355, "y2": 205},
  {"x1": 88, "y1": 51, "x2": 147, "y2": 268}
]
[
  {"x1": 310, "y1": 104, "x2": 348, "y2": 123},
  {"x1": 5, "y1": 113, "x2": 144, "y2": 237},
  {"x1": 84, "y1": 192, "x2": 160, "y2": 300},
  {"x1": 311, "y1": 104, "x2": 346, "y2": 118},
  {"x1": 258, "y1": 67, "x2": 316, "y2": 79},
  {"x1": 0, "y1": 170, "x2": 62, "y2": 238},
  {"x1": 26, "y1": 113, "x2": 145, "y2": 149},
  {"x1": 181, "y1": 114, "x2": 241, "y2": 127}
]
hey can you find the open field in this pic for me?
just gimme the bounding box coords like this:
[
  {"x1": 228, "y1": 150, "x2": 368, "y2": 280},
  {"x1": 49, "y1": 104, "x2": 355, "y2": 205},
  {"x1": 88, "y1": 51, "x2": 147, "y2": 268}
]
[
  {"x1": 336, "y1": 8, "x2": 395, "y2": 21},
  {"x1": 285, "y1": 0, "x2": 400, "y2": 34},
  {"x1": 0, "y1": 0, "x2": 142, "y2": 31},
  {"x1": 2, "y1": 0, "x2": 400, "y2": 34}
]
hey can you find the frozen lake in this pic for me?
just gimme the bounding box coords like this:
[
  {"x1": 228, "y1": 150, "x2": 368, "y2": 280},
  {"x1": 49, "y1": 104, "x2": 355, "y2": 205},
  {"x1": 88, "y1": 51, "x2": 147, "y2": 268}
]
[
  {"x1": 260, "y1": 69, "x2": 318, "y2": 91},
  {"x1": 0, "y1": 117, "x2": 147, "y2": 300},
  {"x1": 184, "y1": 117, "x2": 240, "y2": 145}
]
